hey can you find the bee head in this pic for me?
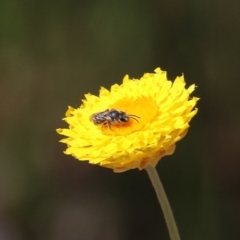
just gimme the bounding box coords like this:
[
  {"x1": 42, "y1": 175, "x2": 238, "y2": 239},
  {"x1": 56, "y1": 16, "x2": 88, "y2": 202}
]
[{"x1": 120, "y1": 113, "x2": 129, "y2": 122}]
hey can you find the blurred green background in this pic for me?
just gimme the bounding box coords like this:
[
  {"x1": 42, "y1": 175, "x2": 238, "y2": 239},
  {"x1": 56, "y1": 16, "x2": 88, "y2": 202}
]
[{"x1": 1, "y1": 0, "x2": 240, "y2": 239}]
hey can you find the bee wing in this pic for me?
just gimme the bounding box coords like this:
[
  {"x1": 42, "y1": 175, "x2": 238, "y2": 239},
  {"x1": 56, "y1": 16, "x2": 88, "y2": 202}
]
[{"x1": 89, "y1": 109, "x2": 109, "y2": 122}]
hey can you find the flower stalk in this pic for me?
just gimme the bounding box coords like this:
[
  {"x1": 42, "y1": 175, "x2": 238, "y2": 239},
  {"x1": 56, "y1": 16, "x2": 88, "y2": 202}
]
[{"x1": 146, "y1": 166, "x2": 180, "y2": 240}]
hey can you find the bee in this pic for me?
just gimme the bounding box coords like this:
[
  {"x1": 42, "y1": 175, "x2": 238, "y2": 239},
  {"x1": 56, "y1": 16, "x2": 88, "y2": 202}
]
[{"x1": 90, "y1": 108, "x2": 140, "y2": 129}]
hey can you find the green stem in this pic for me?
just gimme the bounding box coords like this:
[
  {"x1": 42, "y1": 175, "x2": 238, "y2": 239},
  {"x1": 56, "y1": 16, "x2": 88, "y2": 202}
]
[{"x1": 145, "y1": 166, "x2": 180, "y2": 240}]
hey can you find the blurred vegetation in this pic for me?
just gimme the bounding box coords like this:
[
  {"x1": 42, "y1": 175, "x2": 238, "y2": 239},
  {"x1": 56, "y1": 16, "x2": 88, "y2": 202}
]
[{"x1": 1, "y1": 0, "x2": 240, "y2": 239}]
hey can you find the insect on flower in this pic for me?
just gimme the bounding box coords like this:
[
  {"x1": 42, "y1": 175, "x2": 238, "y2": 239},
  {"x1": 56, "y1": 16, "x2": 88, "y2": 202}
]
[{"x1": 90, "y1": 108, "x2": 140, "y2": 129}]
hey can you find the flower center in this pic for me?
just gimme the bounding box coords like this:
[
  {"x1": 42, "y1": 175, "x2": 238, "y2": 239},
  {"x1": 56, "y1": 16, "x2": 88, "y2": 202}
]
[{"x1": 102, "y1": 97, "x2": 158, "y2": 135}]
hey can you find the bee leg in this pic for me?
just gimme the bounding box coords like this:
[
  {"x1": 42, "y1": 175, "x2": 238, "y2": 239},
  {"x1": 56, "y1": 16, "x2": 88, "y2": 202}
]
[
  {"x1": 108, "y1": 122, "x2": 113, "y2": 130},
  {"x1": 102, "y1": 121, "x2": 113, "y2": 131},
  {"x1": 101, "y1": 121, "x2": 107, "y2": 130}
]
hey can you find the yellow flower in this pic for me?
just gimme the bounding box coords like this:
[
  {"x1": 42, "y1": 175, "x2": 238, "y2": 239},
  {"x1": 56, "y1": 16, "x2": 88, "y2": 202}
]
[{"x1": 57, "y1": 68, "x2": 199, "y2": 172}]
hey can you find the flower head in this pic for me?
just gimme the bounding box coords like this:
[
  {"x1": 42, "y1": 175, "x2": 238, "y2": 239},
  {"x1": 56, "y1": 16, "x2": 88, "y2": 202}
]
[{"x1": 57, "y1": 68, "x2": 199, "y2": 172}]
